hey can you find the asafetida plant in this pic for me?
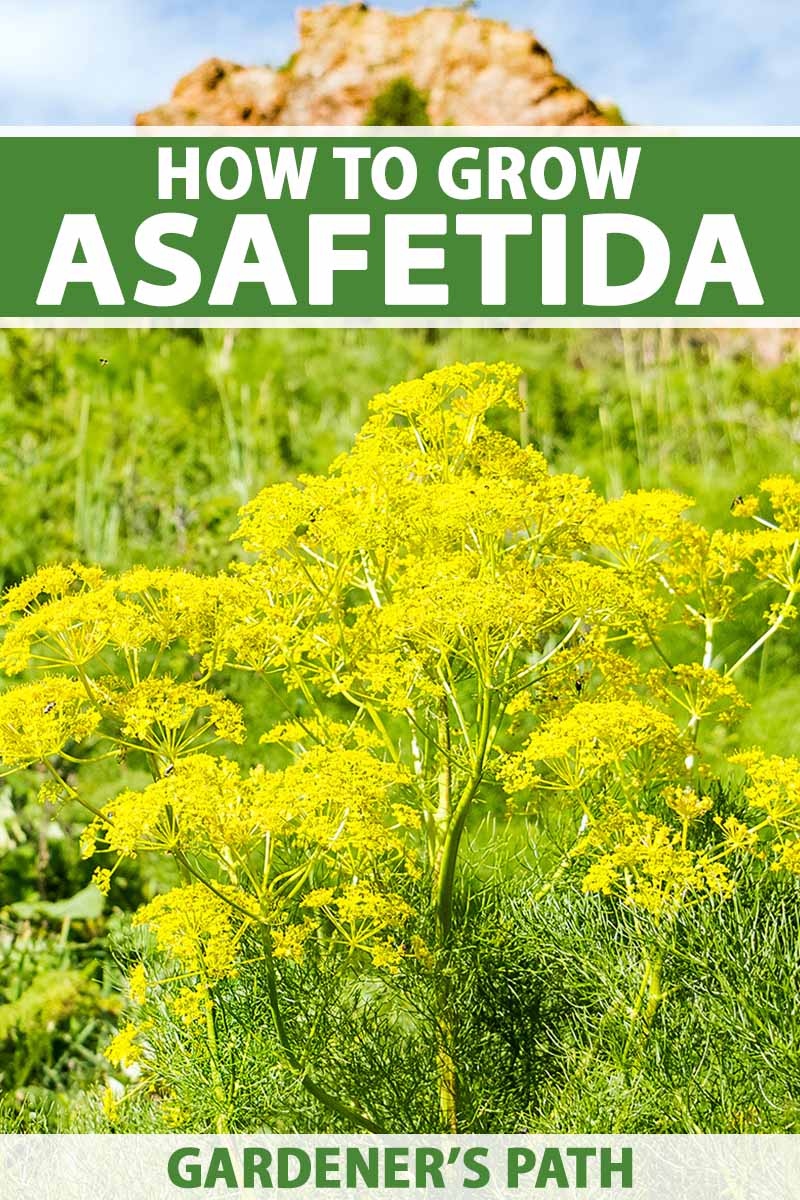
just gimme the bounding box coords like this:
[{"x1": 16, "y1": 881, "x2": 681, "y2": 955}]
[{"x1": 0, "y1": 362, "x2": 799, "y2": 1131}]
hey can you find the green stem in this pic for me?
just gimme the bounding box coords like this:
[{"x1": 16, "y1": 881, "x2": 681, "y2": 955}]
[
  {"x1": 726, "y1": 585, "x2": 798, "y2": 677},
  {"x1": 259, "y1": 930, "x2": 383, "y2": 1133},
  {"x1": 430, "y1": 687, "x2": 493, "y2": 1132},
  {"x1": 621, "y1": 951, "x2": 664, "y2": 1068},
  {"x1": 434, "y1": 688, "x2": 492, "y2": 944},
  {"x1": 201, "y1": 980, "x2": 229, "y2": 1134},
  {"x1": 531, "y1": 842, "x2": 579, "y2": 903}
]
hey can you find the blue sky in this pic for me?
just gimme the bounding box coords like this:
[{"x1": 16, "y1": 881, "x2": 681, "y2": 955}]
[{"x1": 0, "y1": 0, "x2": 795, "y2": 125}]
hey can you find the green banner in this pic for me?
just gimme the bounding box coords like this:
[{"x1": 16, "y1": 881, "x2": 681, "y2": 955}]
[{"x1": 0, "y1": 131, "x2": 795, "y2": 324}]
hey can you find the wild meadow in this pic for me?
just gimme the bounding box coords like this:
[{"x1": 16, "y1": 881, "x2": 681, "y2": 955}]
[{"x1": 0, "y1": 331, "x2": 799, "y2": 1134}]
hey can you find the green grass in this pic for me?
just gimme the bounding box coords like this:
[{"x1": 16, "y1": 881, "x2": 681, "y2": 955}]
[{"x1": 4, "y1": 327, "x2": 800, "y2": 579}]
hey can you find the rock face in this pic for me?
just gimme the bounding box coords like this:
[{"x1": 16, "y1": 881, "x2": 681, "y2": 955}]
[{"x1": 136, "y1": 3, "x2": 609, "y2": 127}]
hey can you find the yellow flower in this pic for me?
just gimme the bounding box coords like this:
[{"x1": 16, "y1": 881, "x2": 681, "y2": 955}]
[
  {"x1": 760, "y1": 475, "x2": 800, "y2": 530},
  {"x1": 0, "y1": 563, "x2": 104, "y2": 623},
  {"x1": 114, "y1": 676, "x2": 244, "y2": 750},
  {"x1": 302, "y1": 881, "x2": 412, "y2": 966},
  {"x1": 501, "y1": 699, "x2": 682, "y2": 794},
  {"x1": 772, "y1": 842, "x2": 800, "y2": 874},
  {"x1": 369, "y1": 941, "x2": 404, "y2": 973},
  {"x1": 92, "y1": 868, "x2": 113, "y2": 896},
  {"x1": 260, "y1": 716, "x2": 380, "y2": 752},
  {"x1": 410, "y1": 935, "x2": 434, "y2": 970},
  {"x1": 0, "y1": 678, "x2": 101, "y2": 768},
  {"x1": 731, "y1": 495, "x2": 758, "y2": 519},
  {"x1": 648, "y1": 663, "x2": 747, "y2": 724},
  {"x1": 248, "y1": 746, "x2": 412, "y2": 865},
  {"x1": 161, "y1": 1098, "x2": 189, "y2": 1129},
  {"x1": 271, "y1": 921, "x2": 314, "y2": 962},
  {"x1": 392, "y1": 803, "x2": 422, "y2": 831},
  {"x1": 731, "y1": 750, "x2": 800, "y2": 823},
  {"x1": 370, "y1": 361, "x2": 523, "y2": 422},
  {"x1": 577, "y1": 811, "x2": 733, "y2": 918},
  {"x1": 586, "y1": 490, "x2": 694, "y2": 573},
  {"x1": 170, "y1": 985, "x2": 210, "y2": 1027},
  {"x1": 729, "y1": 750, "x2": 800, "y2": 870},
  {"x1": 105, "y1": 1021, "x2": 150, "y2": 1069},
  {"x1": 0, "y1": 570, "x2": 149, "y2": 675},
  {"x1": 714, "y1": 814, "x2": 759, "y2": 853},
  {"x1": 101, "y1": 1085, "x2": 120, "y2": 1124},
  {"x1": 85, "y1": 754, "x2": 257, "y2": 858},
  {"x1": 133, "y1": 884, "x2": 246, "y2": 981},
  {"x1": 664, "y1": 786, "x2": 712, "y2": 823},
  {"x1": 128, "y1": 964, "x2": 147, "y2": 1005},
  {"x1": 116, "y1": 567, "x2": 248, "y2": 665}
]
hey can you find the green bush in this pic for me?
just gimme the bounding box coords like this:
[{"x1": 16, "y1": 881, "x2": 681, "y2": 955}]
[{"x1": 365, "y1": 77, "x2": 431, "y2": 126}]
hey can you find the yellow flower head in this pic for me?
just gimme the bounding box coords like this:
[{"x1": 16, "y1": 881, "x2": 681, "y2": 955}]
[
  {"x1": 578, "y1": 810, "x2": 733, "y2": 917},
  {"x1": 501, "y1": 699, "x2": 682, "y2": 794},
  {"x1": 302, "y1": 880, "x2": 411, "y2": 969},
  {"x1": 0, "y1": 678, "x2": 100, "y2": 768},
  {"x1": 664, "y1": 786, "x2": 712, "y2": 823},
  {"x1": 101, "y1": 1085, "x2": 120, "y2": 1125},
  {"x1": 0, "y1": 566, "x2": 149, "y2": 675},
  {"x1": 87, "y1": 754, "x2": 256, "y2": 858},
  {"x1": 729, "y1": 749, "x2": 800, "y2": 870},
  {"x1": 170, "y1": 985, "x2": 210, "y2": 1027},
  {"x1": 760, "y1": 475, "x2": 800, "y2": 531},
  {"x1": 133, "y1": 883, "x2": 245, "y2": 981},
  {"x1": 105, "y1": 1021, "x2": 149, "y2": 1069},
  {"x1": 648, "y1": 663, "x2": 747, "y2": 724},
  {"x1": 128, "y1": 964, "x2": 148, "y2": 1005},
  {"x1": 586, "y1": 490, "x2": 694, "y2": 574},
  {"x1": 115, "y1": 676, "x2": 244, "y2": 751}
]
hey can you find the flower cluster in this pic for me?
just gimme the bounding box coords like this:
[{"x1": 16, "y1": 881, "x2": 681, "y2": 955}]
[
  {"x1": 114, "y1": 677, "x2": 245, "y2": 753},
  {"x1": 0, "y1": 677, "x2": 100, "y2": 768},
  {"x1": 647, "y1": 663, "x2": 747, "y2": 725},
  {"x1": 83, "y1": 742, "x2": 417, "y2": 999},
  {"x1": 3, "y1": 362, "x2": 800, "y2": 1123},
  {"x1": 575, "y1": 810, "x2": 733, "y2": 918},
  {"x1": 730, "y1": 750, "x2": 800, "y2": 873},
  {"x1": 133, "y1": 884, "x2": 245, "y2": 981},
  {"x1": 500, "y1": 699, "x2": 683, "y2": 797}
]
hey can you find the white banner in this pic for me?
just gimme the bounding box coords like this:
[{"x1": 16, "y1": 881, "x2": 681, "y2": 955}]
[{"x1": 1, "y1": 1135, "x2": 797, "y2": 1200}]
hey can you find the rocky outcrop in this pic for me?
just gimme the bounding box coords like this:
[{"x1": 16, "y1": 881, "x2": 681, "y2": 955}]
[{"x1": 136, "y1": 3, "x2": 609, "y2": 127}]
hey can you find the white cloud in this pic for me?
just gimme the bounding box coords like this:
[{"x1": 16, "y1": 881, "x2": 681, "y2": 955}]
[
  {"x1": 513, "y1": 0, "x2": 798, "y2": 124},
  {"x1": 0, "y1": 0, "x2": 795, "y2": 125},
  {"x1": 0, "y1": 0, "x2": 295, "y2": 123}
]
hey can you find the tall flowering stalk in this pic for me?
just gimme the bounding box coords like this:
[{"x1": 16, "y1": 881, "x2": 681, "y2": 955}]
[{"x1": 0, "y1": 363, "x2": 799, "y2": 1131}]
